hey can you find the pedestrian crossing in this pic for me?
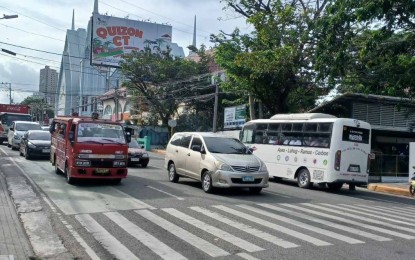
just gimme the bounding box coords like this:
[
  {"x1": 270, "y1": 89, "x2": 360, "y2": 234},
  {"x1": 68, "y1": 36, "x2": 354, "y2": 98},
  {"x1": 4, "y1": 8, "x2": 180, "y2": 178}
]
[{"x1": 74, "y1": 202, "x2": 415, "y2": 259}]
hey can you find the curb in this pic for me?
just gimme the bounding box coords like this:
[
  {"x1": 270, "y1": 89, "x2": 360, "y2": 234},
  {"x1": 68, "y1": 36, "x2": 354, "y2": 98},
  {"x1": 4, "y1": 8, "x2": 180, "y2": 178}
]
[
  {"x1": 367, "y1": 184, "x2": 411, "y2": 197},
  {"x1": 151, "y1": 149, "x2": 166, "y2": 155}
]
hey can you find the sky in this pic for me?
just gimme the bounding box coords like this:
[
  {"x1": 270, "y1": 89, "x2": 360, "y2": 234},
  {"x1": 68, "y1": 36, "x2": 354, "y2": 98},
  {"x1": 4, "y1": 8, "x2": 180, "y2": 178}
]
[{"x1": 0, "y1": 0, "x2": 250, "y2": 105}]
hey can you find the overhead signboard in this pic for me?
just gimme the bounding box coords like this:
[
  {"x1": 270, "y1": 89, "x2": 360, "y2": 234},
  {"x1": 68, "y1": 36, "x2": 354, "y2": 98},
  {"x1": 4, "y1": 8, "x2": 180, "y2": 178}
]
[
  {"x1": 91, "y1": 14, "x2": 173, "y2": 67},
  {"x1": 224, "y1": 105, "x2": 246, "y2": 129}
]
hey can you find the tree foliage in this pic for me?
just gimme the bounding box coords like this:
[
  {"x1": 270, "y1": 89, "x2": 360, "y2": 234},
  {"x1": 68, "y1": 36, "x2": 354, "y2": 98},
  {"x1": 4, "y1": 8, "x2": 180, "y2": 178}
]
[
  {"x1": 213, "y1": 0, "x2": 330, "y2": 117},
  {"x1": 316, "y1": 0, "x2": 415, "y2": 97},
  {"x1": 120, "y1": 45, "x2": 215, "y2": 131},
  {"x1": 20, "y1": 96, "x2": 54, "y2": 121}
]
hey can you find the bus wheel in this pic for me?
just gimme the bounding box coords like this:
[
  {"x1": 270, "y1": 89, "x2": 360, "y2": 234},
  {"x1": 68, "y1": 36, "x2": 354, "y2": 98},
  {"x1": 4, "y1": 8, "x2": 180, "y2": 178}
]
[
  {"x1": 327, "y1": 182, "x2": 343, "y2": 191},
  {"x1": 297, "y1": 169, "x2": 312, "y2": 189},
  {"x1": 65, "y1": 164, "x2": 75, "y2": 185}
]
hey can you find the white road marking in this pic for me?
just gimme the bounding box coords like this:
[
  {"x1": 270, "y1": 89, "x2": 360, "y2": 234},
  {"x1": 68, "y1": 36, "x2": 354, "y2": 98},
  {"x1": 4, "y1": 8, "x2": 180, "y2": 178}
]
[
  {"x1": 135, "y1": 209, "x2": 229, "y2": 257},
  {"x1": 300, "y1": 203, "x2": 415, "y2": 239},
  {"x1": 104, "y1": 212, "x2": 187, "y2": 260},
  {"x1": 163, "y1": 208, "x2": 264, "y2": 252},
  {"x1": 237, "y1": 252, "x2": 261, "y2": 260},
  {"x1": 75, "y1": 214, "x2": 139, "y2": 260},
  {"x1": 341, "y1": 204, "x2": 415, "y2": 224},
  {"x1": 259, "y1": 203, "x2": 390, "y2": 241},
  {"x1": 213, "y1": 205, "x2": 331, "y2": 246},
  {"x1": 146, "y1": 185, "x2": 184, "y2": 200},
  {"x1": 238, "y1": 204, "x2": 364, "y2": 244},
  {"x1": 191, "y1": 206, "x2": 298, "y2": 248}
]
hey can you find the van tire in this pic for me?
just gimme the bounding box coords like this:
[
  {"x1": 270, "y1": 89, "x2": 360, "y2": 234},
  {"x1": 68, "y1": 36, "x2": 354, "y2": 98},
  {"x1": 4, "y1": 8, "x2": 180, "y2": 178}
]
[
  {"x1": 168, "y1": 163, "x2": 179, "y2": 183},
  {"x1": 297, "y1": 169, "x2": 312, "y2": 189},
  {"x1": 249, "y1": 187, "x2": 262, "y2": 194},
  {"x1": 202, "y1": 171, "x2": 214, "y2": 193}
]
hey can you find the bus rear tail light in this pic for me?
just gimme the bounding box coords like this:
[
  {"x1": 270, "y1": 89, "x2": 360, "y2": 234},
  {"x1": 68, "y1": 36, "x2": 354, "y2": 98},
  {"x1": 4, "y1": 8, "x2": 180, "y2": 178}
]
[{"x1": 334, "y1": 150, "x2": 341, "y2": 171}]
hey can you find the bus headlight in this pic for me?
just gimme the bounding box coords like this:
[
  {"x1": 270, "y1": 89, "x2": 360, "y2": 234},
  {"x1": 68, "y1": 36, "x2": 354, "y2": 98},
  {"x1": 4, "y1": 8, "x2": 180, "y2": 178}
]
[
  {"x1": 113, "y1": 161, "x2": 126, "y2": 167},
  {"x1": 75, "y1": 160, "x2": 91, "y2": 166}
]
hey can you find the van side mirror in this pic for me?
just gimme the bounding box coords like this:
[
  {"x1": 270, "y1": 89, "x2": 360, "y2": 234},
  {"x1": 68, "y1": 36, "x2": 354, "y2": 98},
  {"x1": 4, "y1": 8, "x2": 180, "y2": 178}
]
[{"x1": 247, "y1": 147, "x2": 253, "y2": 154}]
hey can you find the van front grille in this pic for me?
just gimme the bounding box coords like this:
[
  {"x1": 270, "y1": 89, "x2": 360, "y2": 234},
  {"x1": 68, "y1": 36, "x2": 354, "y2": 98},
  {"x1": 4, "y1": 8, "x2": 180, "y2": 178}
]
[{"x1": 231, "y1": 165, "x2": 260, "y2": 172}]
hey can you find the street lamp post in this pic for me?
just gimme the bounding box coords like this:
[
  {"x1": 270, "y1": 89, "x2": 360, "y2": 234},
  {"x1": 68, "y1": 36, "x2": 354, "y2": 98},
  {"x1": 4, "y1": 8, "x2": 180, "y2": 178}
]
[{"x1": 0, "y1": 14, "x2": 18, "y2": 20}]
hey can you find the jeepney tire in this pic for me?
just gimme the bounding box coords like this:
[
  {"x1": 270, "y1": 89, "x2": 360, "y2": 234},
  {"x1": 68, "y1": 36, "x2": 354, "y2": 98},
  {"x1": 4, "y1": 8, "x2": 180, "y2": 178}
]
[
  {"x1": 168, "y1": 163, "x2": 179, "y2": 183},
  {"x1": 65, "y1": 164, "x2": 75, "y2": 185},
  {"x1": 202, "y1": 171, "x2": 214, "y2": 194},
  {"x1": 112, "y1": 178, "x2": 122, "y2": 185},
  {"x1": 54, "y1": 158, "x2": 61, "y2": 175},
  {"x1": 297, "y1": 168, "x2": 312, "y2": 189},
  {"x1": 327, "y1": 182, "x2": 343, "y2": 191}
]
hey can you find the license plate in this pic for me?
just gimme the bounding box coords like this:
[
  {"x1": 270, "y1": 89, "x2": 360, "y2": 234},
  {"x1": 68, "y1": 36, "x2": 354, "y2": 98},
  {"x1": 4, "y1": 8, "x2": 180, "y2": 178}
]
[
  {"x1": 42, "y1": 149, "x2": 50, "y2": 153},
  {"x1": 242, "y1": 176, "x2": 254, "y2": 182},
  {"x1": 348, "y1": 165, "x2": 360, "y2": 173},
  {"x1": 131, "y1": 158, "x2": 139, "y2": 161},
  {"x1": 95, "y1": 168, "x2": 109, "y2": 174}
]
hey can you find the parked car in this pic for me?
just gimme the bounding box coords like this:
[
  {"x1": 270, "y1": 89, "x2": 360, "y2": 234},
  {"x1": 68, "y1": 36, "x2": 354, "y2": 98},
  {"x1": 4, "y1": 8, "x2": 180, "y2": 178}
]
[
  {"x1": 128, "y1": 139, "x2": 149, "y2": 167},
  {"x1": 41, "y1": 125, "x2": 50, "y2": 131},
  {"x1": 7, "y1": 121, "x2": 42, "y2": 150},
  {"x1": 19, "y1": 130, "x2": 51, "y2": 159},
  {"x1": 164, "y1": 132, "x2": 269, "y2": 194}
]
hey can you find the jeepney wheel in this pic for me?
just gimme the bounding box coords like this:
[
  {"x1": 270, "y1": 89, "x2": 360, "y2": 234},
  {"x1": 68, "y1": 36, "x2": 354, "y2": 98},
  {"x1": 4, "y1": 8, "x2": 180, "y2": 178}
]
[
  {"x1": 168, "y1": 163, "x2": 179, "y2": 183},
  {"x1": 65, "y1": 164, "x2": 75, "y2": 185},
  {"x1": 54, "y1": 157, "x2": 61, "y2": 175},
  {"x1": 202, "y1": 171, "x2": 214, "y2": 193},
  {"x1": 327, "y1": 182, "x2": 343, "y2": 191},
  {"x1": 297, "y1": 168, "x2": 312, "y2": 189}
]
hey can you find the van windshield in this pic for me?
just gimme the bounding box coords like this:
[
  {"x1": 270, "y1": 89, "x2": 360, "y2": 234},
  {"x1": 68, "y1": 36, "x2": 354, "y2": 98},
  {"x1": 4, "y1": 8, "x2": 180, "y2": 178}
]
[
  {"x1": 76, "y1": 123, "x2": 126, "y2": 144},
  {"x1": 203, "y1": 137, "x2": 248, "y2": 154}
]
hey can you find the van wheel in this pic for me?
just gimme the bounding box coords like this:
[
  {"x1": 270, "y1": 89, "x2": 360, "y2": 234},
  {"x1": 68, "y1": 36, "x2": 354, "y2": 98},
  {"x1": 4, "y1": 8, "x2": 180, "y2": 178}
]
[
  {"x1": 65, "y1": 164, "x2": 75, "y2": 184},
  {"x1": 297, "y1": 169, "x2": 312, "y2": 189},
  {"x1": 327, "y1": 182, "x2": 343, "y2": 191},
  {"x1": 249, "y1": 187, "x2": 262, "y2": 194},
  {"x1": 168, "y1": 163, "x2": 179, "y2": 183},
  {"x1": 202, "y1": 171, "x2": 214, "y2": 193}
]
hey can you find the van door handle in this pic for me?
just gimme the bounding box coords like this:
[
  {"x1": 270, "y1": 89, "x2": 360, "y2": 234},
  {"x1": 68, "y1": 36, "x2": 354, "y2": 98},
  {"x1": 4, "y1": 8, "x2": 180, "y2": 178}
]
[
  {"x1": 175, "y1": 150, "x2": 178, "y2": 153},
  {"x1": 187, "y1": 153, "x2": 190, "y2": 156}
]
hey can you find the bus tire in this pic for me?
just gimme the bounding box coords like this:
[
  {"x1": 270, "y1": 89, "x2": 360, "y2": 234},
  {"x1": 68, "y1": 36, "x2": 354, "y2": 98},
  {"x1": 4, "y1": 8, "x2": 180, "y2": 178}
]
[
  {"x1": 327, "y1": 182, "x2": 343, "y2": 191},
  {"x1": 65, "y1": 164, "x2": 75, "y2": 185},
  {"x1": 297, "y1": 169, "x2": 312, "y2": 189}
]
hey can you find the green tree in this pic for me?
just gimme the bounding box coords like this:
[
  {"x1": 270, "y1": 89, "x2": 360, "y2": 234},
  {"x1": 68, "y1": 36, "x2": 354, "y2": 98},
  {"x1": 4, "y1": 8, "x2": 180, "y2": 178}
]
[
  {"x1": 213, "y1": 0, "x2": 330, "y2": 118},
  {"x1": 315, "y1": 0, "x2": 415, "y2": 98},
  {"x1": 20, "y1": 96, "x2": 54, "y2": 123},
  {"x1": 120, "y1": 46, "x2": 213, "y2": 132}
]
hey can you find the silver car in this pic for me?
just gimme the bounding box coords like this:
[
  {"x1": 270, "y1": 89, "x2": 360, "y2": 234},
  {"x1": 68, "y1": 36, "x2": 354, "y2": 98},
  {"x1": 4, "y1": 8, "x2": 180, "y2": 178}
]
[
  {"x1": 164, "y1": 132, "x2": 269, "y2": 194},
  {"x1": 7, "y1": 121, "x2": 42, "y2": 150}
]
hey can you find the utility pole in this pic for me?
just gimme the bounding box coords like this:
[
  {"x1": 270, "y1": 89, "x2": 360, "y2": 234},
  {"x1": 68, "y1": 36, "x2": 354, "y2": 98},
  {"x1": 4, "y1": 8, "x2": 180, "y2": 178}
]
[
  {"x1": 212, "y1": 83, "x2": 219, "y2": 132},
  {"x1": 1, "y1": 82, "x2": 12, "y2": 104}
]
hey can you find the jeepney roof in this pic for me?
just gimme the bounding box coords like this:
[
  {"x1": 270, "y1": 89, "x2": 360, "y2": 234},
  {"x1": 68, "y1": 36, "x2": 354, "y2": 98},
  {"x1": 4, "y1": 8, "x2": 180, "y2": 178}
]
[{"x1": 53, "y1": 116, "x2": 118, "y2": 124}]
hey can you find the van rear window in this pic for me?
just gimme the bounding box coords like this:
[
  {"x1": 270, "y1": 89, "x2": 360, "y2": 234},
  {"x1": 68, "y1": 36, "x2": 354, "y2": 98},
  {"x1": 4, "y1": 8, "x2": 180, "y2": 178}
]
[{"x1": 342, "y1": 126, "x2": 370, "y2": 144}]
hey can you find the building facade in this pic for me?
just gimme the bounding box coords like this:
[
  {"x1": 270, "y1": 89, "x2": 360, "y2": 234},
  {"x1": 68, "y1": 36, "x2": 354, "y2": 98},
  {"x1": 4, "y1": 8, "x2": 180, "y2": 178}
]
[{"x1": 39, "y1": 66, "x2": 58, "y2": 108}]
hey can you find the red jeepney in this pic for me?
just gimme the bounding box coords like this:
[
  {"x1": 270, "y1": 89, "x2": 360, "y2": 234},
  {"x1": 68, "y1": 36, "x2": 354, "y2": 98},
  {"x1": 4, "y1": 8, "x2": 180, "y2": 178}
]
[{"x1": 50, "y1": 113, "x2": 133, "y2": 184}]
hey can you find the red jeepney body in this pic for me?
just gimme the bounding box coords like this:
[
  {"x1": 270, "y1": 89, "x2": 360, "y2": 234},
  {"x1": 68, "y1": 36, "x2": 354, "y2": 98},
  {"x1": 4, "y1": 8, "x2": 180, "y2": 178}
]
[{"x1": 50, "y1": 115, "x2": 129, "y2": 182}]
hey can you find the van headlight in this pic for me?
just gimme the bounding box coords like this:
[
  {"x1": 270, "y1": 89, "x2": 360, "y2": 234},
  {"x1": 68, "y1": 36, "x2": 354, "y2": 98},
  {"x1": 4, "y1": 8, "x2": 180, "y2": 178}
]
[
  {"x1": 28, "y1": 142, "x2": 36, "y2": 148},
  {"x1": 260, "y1": 162, "x2": 268, "y2": 172},
  {"x1": 14, "y1": 134, "x2": 20, "y2": 140},
  {"x1": 216, "y1": 161, "x2": 233, "y2": 172}
]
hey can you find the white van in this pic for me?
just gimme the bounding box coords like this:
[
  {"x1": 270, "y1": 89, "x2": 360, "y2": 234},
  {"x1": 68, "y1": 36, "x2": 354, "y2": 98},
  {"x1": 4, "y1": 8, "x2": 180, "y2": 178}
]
[
  {"x1": 164, "y1": 132, "x2": 269, "y2": 194},
  {"x1": 8, "y1": 121, "x2": 42, "y2": 150}
]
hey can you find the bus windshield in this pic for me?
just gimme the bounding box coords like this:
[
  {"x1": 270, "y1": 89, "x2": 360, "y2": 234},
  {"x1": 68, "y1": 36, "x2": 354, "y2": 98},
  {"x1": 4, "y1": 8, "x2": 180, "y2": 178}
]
[
  {"x1": 76, "y1": 123, "x2": 126, "y2": 144},
  {"x1": 0, "y1": 114, "x2": 32, "y2": 125}
]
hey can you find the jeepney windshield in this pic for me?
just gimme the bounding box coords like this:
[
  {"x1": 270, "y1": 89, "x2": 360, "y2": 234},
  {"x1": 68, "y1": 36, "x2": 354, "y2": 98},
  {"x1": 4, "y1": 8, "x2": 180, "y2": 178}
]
[{"x1": 76, "y1": 123, "x2": 126, "y2": 144}]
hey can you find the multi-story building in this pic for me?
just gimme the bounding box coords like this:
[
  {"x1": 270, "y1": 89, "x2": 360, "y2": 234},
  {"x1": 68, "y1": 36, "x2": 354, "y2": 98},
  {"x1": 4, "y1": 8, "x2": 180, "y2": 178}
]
[{"x1": 39, "y1": 66, "x2": 58, "y2": 108}]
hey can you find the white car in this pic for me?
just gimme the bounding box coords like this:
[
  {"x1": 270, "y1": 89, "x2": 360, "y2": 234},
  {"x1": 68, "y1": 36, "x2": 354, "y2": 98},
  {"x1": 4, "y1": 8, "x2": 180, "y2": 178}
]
[
  {"x1": 7, "y1": 121, "x2": 42, "y2": 150},
  {"x1": 164, "y1": 132, "x2": 269, "y2": 194}
]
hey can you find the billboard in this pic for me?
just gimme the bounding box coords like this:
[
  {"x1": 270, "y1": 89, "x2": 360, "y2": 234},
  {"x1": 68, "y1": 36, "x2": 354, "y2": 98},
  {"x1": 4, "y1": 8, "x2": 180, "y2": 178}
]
[
  {"x1": 91, "y1": 14, "x2": 173, "y2": 67},
  {"x1": 224, "y1": 105, "x2": 246, "y2": 129}
]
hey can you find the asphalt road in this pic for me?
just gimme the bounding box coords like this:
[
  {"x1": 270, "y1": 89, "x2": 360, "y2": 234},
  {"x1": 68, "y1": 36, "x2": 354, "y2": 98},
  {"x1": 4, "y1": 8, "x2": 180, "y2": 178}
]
[{"x1": 1, "y1": 145, "x2": 415, "y2": 260}]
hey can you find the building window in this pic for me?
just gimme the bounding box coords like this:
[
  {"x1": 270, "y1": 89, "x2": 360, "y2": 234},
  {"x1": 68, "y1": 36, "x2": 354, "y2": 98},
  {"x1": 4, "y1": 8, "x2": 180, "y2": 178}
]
[{"x1": 82, "y1": 97, "x2": 88, "y2": 112}]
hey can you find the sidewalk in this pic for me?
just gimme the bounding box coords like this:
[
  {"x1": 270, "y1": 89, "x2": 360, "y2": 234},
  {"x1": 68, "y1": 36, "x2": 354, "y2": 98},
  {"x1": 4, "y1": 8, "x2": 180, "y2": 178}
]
[
  {"x1": 0, "y1": 173, "x2": 34, "y2": 260},
  {"x1": 367, "y1": 182, "x2": 412, "y2": 197}
]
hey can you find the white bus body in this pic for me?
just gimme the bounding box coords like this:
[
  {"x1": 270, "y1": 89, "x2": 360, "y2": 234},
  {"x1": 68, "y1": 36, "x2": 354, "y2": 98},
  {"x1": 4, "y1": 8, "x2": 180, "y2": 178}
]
[{"x1": 240, "y1": 113, "x2": 371, "y2": 189}]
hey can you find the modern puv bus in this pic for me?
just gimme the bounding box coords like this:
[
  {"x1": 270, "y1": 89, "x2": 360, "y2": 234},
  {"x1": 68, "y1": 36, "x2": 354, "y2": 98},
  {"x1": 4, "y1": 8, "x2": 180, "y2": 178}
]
[{"x1": 240, "y1": 113, "x2": 372, "y2": 190}]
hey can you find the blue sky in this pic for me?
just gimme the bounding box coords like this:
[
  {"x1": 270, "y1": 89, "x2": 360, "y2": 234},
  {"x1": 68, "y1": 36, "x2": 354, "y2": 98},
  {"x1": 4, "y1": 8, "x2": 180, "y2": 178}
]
[{"x1": 0, "y1": 0, "x2": 250, "y2": 104}]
